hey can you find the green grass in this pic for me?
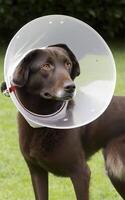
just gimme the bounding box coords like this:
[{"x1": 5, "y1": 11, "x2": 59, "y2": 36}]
[{"x1": 0, "y1": 42, "x2": 125, "y2": 200}]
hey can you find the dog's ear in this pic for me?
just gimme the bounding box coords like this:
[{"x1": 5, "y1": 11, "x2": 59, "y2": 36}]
[
  {"x1": 12, "y1": 50, "x2": 38, "y2": 87},
  {"x1": 1, "y1": 82, "x2": 7, "y2": 93},
  {"x1": 49, "y1": 44, "x2": 80, "y2": 80}
]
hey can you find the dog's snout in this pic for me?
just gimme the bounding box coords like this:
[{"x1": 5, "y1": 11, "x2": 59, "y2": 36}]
[{"x1": 64, "y1": 82, "x2": 76, "y2": 93}]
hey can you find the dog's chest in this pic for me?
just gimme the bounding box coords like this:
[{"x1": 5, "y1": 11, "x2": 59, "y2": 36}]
[
  {"x1": 29, "y1": 128, "x2": 66, "y2": 158},
  {"x1": 31, "y1": 132, "x2": 79, "y2": 175},
  {"x1": 19, "y1": 117, "x2": 83, "y2": 176}
]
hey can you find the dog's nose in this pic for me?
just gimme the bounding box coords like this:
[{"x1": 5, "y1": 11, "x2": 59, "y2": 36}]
[{"x1": 64, "y1": 82, "x2": 76, "y2": 93}]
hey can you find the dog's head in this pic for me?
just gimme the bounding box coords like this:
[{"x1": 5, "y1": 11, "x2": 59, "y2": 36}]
[{"x1": 12, "y1": 44, "x2": 80, "y2": 101}]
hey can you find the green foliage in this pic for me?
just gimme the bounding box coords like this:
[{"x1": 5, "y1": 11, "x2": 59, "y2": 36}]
[{"x1": 0, "y1": 0, "x2": 125, "y2": 42}]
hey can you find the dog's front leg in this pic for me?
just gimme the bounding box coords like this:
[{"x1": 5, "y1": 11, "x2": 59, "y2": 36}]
[
  {"x1": 27, "y1": 162, "x2": 48, "y2": 200},
  {"x1": 70, "y1": 164, "x2": 91, "y2": 200}
]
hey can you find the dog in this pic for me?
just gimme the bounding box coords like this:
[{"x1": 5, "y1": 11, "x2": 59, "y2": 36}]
[{"x1": 1, "y1": 44, "x2": 125, "y2": 200}]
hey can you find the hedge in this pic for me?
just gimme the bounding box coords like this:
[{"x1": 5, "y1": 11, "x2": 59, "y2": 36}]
[{"x1": 0, "y1": 0, "x2": 125, "y2": 42}]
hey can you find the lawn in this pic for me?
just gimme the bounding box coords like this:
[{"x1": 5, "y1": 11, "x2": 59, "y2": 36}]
[{"x1": 0, "y1": 42, "x2": 125, "y2": 200}]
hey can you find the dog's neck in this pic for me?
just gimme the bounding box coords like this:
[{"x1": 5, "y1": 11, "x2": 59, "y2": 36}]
[{"x1": 15, "y1": 87, "x2": 64, "y2": 115}]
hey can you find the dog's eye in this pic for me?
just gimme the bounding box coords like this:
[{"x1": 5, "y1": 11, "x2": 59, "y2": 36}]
[
  {"x1": 65, "y1": 62, "x2": 72, "y2": 71},
  {"x1": 41, "y1": 64, "x2": 53, "y2": 71}
]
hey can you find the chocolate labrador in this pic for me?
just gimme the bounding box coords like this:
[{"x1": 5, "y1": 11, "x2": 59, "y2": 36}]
[{"x1": 2, "y1": 44, "x2": 125, "y2": 200}]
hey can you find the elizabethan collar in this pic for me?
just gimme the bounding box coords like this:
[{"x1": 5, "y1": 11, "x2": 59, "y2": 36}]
[{"x1": 4, "y1": 15, "x2": 116, "y2": 129}]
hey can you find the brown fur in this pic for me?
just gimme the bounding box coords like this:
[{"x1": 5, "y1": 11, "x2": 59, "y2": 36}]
[{"x1": 6, "y1": 44, "x2": 125, "y2": 199}]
